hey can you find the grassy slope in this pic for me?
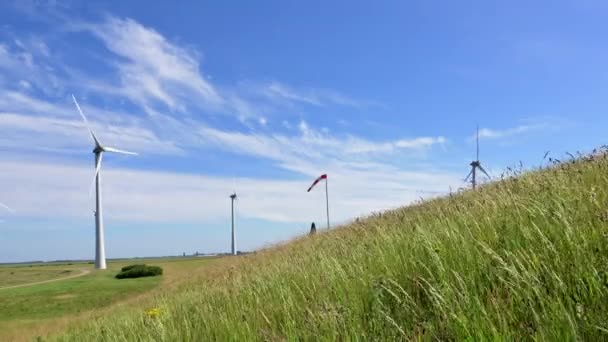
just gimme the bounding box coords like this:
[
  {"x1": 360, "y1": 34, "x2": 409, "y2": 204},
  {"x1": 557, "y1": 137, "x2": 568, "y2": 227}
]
[{"x1": 59, "y1": 153, "x2": 608, "y2": 340}]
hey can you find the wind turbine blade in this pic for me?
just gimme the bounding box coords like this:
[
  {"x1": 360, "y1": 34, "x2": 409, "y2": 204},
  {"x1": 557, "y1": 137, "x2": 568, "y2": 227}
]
[
  {"x1": 464, "y1": 169, "x2": 473, "y2": 182},
  {"x1": 478, "y1": 164, "x2": 491, "y2": 179},
  {"x1": 89, "y1": 153, "x2": 103, "y2": 198},
  {"x1": 103, "y1": 147, "x2": 138, "y2": 155},
  {"x1": 72, "y1": 94, "x2": 101, "y2": 147},
  {"x1": 0, "y1": 202, "x2": 15, "y2": 213}
]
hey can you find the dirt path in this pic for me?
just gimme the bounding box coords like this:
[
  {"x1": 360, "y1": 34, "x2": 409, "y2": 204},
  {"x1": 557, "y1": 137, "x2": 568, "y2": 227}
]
[{"x1": 0, "y1": 269, "x2": 91, "y2": 290}]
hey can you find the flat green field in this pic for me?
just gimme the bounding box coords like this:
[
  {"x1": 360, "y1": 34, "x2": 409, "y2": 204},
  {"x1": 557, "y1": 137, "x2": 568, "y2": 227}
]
[
  {"x1": 0, "y1": 257, "x2": 218, "y2": 341},
  {"x1": 0, "y1": 267, "x2": 80, "y2": 288}
]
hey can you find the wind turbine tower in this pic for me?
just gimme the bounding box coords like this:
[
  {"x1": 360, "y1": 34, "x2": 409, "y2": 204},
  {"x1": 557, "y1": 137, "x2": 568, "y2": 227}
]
[
  {"x1": 230, "y1": 192, "x2": 237, "y2": 256},
  {"x1": 72, "y1": 95, "x2": 137, "y2": 270},
  {"x1": 465, "y1": 126, "x2": 491, "y2": 190}
]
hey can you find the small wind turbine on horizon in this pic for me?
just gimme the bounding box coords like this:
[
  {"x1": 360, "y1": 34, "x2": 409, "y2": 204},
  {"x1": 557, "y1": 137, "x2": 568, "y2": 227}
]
[
  {"x1": 465, "y1": 126, "x2": 491, "y2": 190},
  {"x1": 229, "y1": 180, "x2": 238, "y2": 256},
  {"x1": 72, "y1": 94, "x2": 137, "y2": 270}
]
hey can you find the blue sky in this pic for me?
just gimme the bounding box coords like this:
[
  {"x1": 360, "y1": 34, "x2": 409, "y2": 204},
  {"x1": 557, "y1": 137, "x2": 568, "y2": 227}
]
[{"x1": 1, "y1": 1, "x2": 607, "y2": 262}]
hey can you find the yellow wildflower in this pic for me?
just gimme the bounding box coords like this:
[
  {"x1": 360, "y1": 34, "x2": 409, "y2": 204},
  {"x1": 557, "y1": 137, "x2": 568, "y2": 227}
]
[{"x1": 145, "y1": 307, "x2": 162, "y2": 319}]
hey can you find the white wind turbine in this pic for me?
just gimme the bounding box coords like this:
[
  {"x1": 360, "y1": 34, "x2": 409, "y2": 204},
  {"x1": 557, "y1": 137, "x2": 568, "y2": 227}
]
[
  {"x1": 72, "y1": 95, "x2": 137, "y2": 270},
  {"x1": 229, "y1": 178, "x2": 238, "y2": 256}
]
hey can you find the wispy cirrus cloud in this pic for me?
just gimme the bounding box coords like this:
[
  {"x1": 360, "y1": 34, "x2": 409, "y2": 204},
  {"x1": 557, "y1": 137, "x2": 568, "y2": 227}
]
[
  {"x1": 229, "y1": 80, "x2": 372, "y2": 117},
  {"x1": 84, "y1": 16, "x2": 224, "y2": 112},
  {"x1": 0, "y1": 202, "x2": 14, "y2": 213},
  {"x1": 346, "y1": 136, "x2": 446, "y2": 154},
  {"x1": 264, "y1": 81, "x2": 322, "y2": 106},
  {"x1": 475, "y1": 123, "x2": 550, "y2": 140},
  {"x1": 68, "y1": 16, "x2": 374, "y2": 125},
  {"x1": 0, "y1": 90, "x2": 184, "y2": 156},
  {"x1": 198, "y1": 120, "x2": 447, "y2": 178},
  {"x1": 0, "y1": 111, "x2": 184, "y2": 156},
  {"x1": 0, "y1": 40, "x2": 64, "y2": 96},
  {"x1": 1, "y1": 14, "x2": 427, "y2": 163},
  {"x1": 0, "y1": 12, "x2": 461, "y2": 261},
  {"x1": 260, "y1": 81, "x2": 367, "y2": 108}
]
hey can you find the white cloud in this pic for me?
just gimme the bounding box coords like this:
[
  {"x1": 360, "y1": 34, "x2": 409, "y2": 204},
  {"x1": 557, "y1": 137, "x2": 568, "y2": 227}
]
[
  {"x1": 0, "y1": 157, "x2": 459, "y2": 225},
  {"x1": 0, "y1": 202, "x2": 14, "y2": 213},
  {"x1": 265, "y1": 81, "x2": 322, "y2": 106},
  {"x1": 0, "y1": 91, "x2": 64, "y2": 116},
  {"x1": 0, "y1": 40, "x2": 63, "y2": 96},
  {"x1": 260, "y1": 81, "x2": 365, "y2": 108},
  {"x1": 84, "y1": 16, "x2": 223, "y2": 113},
  {"x1": 298, "y1": 120, "x2": 309, "y2": 133},
  {"x1": 198, "y1": 122, "x2": 447, "y2": 179},
  {"x1": 1, "y1": 14, "x2": 374, "y2": 138},
  {"x1": 476, "y1": 124, "x2": 547, "y2": 140},
  {"x1": 0, "y1": 93, "x2": 184, "y2": 156},
  {"x1": 18, "y1": 80, "x2": 31, "y2": 89},
  {"x1": 347, "y1": 136, "x2": 446, "y2": 154}
]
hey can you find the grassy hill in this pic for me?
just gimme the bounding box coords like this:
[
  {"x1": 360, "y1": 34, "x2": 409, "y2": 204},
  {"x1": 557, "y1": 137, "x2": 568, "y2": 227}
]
[{"x1": 58, "y1": 150, "x2": 608, "y2": 340}]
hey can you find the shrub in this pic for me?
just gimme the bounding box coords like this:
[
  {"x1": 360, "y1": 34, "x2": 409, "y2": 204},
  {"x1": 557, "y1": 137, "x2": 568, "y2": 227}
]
[
  {"x1": 115, "y1": 264, "x2": 163, "y2": 279},
  {"x1": 120, "y1": 264, "x2": 146, "y2": 272}
]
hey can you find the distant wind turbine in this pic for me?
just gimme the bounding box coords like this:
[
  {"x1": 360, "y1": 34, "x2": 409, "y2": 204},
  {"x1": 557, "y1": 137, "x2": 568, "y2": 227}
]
[
  {"x1": 465, "y1": 126, "x2": 491, "y2": 190},
  {"x1": 72, "y1": 94, "x2": 137, "y2": 270},
  {"x1": 229, "y1": 179, "x2": 238, "y2": 256}
]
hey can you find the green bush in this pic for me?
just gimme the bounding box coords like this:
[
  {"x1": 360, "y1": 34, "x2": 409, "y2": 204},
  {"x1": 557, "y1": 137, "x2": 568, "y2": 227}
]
[
  {"x1": 115, "y1": 264, "x2": 163, "y2": 279},
  {"x1": 120, "y1": 264, "x2": 146, "y2": 272}
]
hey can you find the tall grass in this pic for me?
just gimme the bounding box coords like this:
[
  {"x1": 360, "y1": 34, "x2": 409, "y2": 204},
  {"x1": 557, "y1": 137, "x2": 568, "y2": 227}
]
[{"x1": 58, "y1": 151, "x2": 608, "y2": 340}]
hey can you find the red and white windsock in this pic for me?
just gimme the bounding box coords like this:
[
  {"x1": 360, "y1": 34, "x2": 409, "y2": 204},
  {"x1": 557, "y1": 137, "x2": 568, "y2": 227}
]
[
  {"x1": 307, "y1": 174, "x2": 330, "y2": 229},
  {"x1": 307, "y1": 174, "x2": 327, "y2": 192}
]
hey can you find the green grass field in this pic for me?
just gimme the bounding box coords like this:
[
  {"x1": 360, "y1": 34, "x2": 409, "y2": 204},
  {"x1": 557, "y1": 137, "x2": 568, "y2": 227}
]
[
  {"x1": 49, "y1": 150, "x2": 608, "y2": 340},
  {"x1": 0, "y1": 257, "x2": 217, "y2": 341},
  {"x1": 0, "y1": 267, "x2": 80, "y2": 288},
  {"x1": 0, "y1": 268, "x2": 157, "y2": 321}
]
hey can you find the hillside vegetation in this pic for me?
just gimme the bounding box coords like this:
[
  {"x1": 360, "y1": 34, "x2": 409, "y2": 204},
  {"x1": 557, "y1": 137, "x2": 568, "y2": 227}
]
[{"x1": 59, "y1": 151, "x2": 608, "y2": 340}]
